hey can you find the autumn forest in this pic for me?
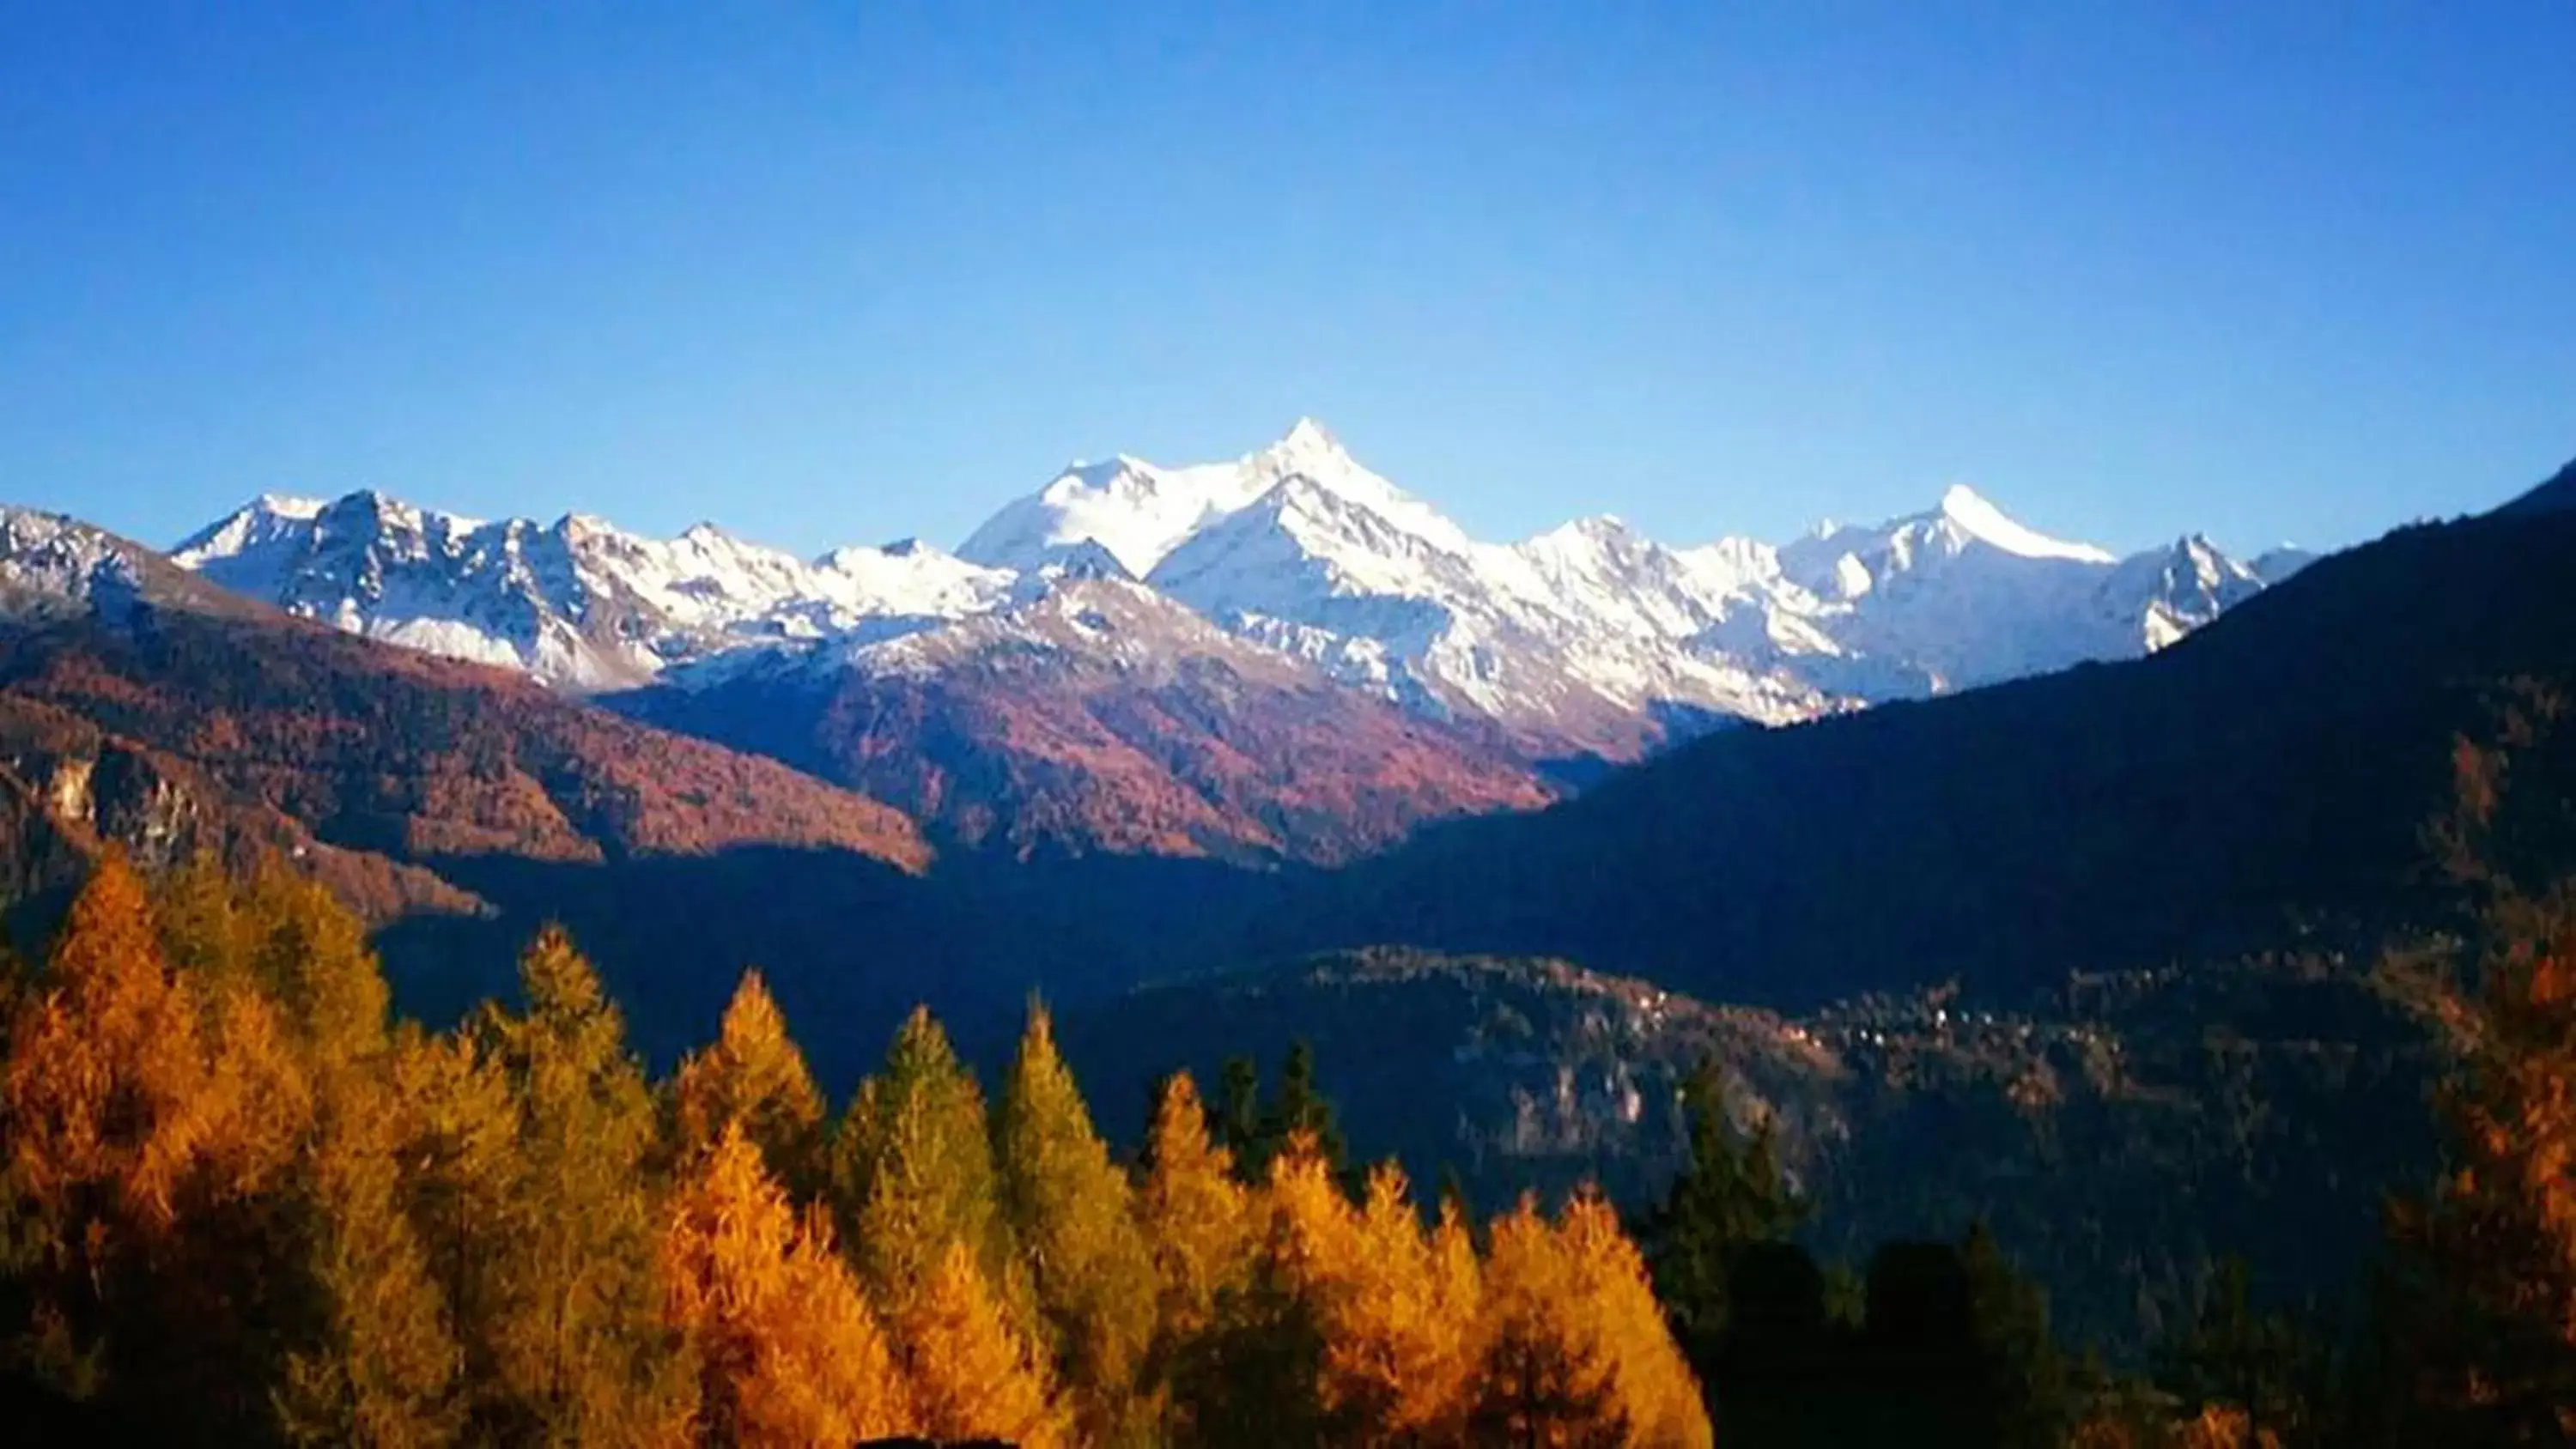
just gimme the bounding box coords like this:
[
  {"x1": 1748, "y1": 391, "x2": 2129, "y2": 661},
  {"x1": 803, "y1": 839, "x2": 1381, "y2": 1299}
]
[{"x1": 6, "y1": 801, "x2": 2574, "y2": 1449}]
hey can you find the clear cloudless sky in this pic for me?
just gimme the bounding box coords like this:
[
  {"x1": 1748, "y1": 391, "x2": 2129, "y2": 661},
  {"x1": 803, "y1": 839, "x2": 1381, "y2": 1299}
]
[{"x1": 2, "y1": 1, "x2": 2570, "y2": 558}]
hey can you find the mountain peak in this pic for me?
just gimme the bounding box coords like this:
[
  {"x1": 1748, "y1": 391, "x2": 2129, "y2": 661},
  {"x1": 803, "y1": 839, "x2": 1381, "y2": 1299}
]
[
  {"x1": 253, "y1": 493, "x2": 328, "y2": 520},
  {"x1": 1252, "y1": 418, "x2": 1355, "y2": 479},
  {"x1": 1277, "y1": 415, "x2": 1342, "y2": 454},
  {"x1": 1935, "y1": 483, "x2": 2117, "y2": 564}
]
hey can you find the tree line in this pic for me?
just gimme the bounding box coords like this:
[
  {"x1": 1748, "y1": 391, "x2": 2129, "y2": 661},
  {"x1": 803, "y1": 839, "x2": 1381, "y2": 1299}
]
[
  {"x1": 7, "y1": 801, "x2": 2573, "y2": 1446},
  {"x1": 1629, "y1": 724, "x2": 2576, "y2": 1447},
  {"x1": 0, "y1": 852, "x2": 1707, "y2": 1446}
]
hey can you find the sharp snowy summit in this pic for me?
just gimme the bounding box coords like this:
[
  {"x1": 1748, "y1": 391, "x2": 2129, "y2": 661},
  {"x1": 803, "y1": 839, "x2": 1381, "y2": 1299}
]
[{"x1": 162, "y1": 421, "x2": 2309, "y2": 758}]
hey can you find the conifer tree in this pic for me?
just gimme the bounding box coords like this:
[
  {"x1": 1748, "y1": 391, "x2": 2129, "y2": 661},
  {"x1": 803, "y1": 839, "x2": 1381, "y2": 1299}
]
[
  {"x1": 258, "y1": 876, "x2": 463, "y2": 1447},
  {"x1": 2, "y1": 852, "x2": 316, "y2": 1435},
  {"x1": 1300, "y1": 1161, "x2": 1485, "y2": 1441},
  {"x1": 897, "y1": 1240, "x2": 1066, "y2": 1449},
  {"x1": 833, "y1": 1006, "x2": 1024, "y2": 1326},
  {"x1": 1217, "y1": 1055, "x2": 1262, "y2": 1182},
  {"x1": 234, "y1": 863, "x2": 397, "y2": 1076},
  {"x1": 1474, "y1": 1191, "x2": 1715, "y2": 1449},
  {"x1": 1261, "y1": 1040, "x2": 1347, "y2": 1180},
  {"x1": 670, "y1": 970, "x2": 827, "y2": 1197},
  {"x1": 995, "y1": 1002, "x2": 1157, "y2": 1434},
  {"x1": 467, "y1": 925, "x2": 695, "y2": 1446},
  {"x1": 1638, "y1": 1062, "x2": 1803, "y2": 1372},
  {"x1": 1964, "y1": 1221, "x2": 2076, "y2": 1449},
  {"x1": 662, "y1": 1124, "x2": 914, "y2": 1446},
  {"x1": 1165, "y1": 1136, "x2": 1335, "y2": 1446},
  {"x1": 1135, "y1": 1070, "x2": 1255, "y2": 1349},
  {"x1": 389, "y1": 1022, "x2": 523, "y2": 1410}
]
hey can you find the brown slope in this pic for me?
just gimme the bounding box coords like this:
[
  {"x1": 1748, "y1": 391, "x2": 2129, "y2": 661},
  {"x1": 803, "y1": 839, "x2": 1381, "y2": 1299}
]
[
  {"x1": 0, "y1": 610, "x2": 930, "y2": 873},
  {"x1": 0, "y1": 508, "x2": 930, "y2": 919},
  {"x1": 616, "y1": 579, "x2": 1557, "y2": 864}
]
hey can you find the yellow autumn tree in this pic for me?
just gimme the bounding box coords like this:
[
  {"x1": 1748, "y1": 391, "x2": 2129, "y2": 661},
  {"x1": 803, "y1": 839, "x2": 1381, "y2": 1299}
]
[
  {"x1": 1276, "y1": 1156, "x2": 1485, "y2": 1443},
  {"x1": 897, "y1": 1239, "x2": 1067, "y2": 1449},
  {"x1": 662, "y1": 1123, "x2": 914, "y2": 1446},
  {"x1": 463, "y1": 925, "x2": 696, "y2": 1445},
  {"x1": 241, "y1": 870, "x2": 463, "y2": 1447},
  {"x1": 670, "y1": 970, "x2": 827, "y2": 1197},
  {"x1": 1137, "y1": 1070, "x2": 1255, "y2": 1342},
  {"x1": 1473, "y1": 1191, "x2": 1713, "y2": 1449},
  {"x1": 2386, "y1": 882, "x2": 2576, "y2": 1441},
  {"x1": 2, "y1": 851, "x2": 314, "y2": 1435},
  {"x1": 1162, "y1": 1131, "x2": 1340, "y2": 1445}
]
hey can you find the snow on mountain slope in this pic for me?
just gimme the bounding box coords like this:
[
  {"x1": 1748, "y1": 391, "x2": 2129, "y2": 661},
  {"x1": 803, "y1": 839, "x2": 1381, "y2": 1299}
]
[
  {"x1": 173, "y1": 491, "x2": 1014, "y2": 689},
  {"x1": 0, "y1": 505, "x2": 256, "y2": 624},
  {"x1": 957, "y1": 417, "x2": 1469, "y2": 576},
  {"x1": 162, "y1": 421, "x2": 2300, "y2": 763},
  {"x1": 1145, "y1": 476, "x2": 1832, "y2": 750},
  {"x1": 0, "y1": 507, "x2": 148, "y2": 619}
]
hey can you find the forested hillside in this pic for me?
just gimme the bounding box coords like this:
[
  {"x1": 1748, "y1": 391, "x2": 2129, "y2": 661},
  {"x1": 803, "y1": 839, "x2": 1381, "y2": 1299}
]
[
  {"x1": 1265, "y1": 483, "x2": 2576, "y2": 1010},
  {"x1": 0, "y1": 854, "x2": 1709, "y2": 1446}
]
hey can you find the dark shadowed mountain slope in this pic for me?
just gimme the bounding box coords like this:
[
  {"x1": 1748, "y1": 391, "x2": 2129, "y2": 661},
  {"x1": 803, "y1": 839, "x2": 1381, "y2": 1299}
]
[
  {"x1": 2499, "y1": 453, "x2": 2576, "y2": 517},
  {"x1": 1233, "y1": 459, "x2": 2576, "y2": 1011},
  {"x1": 1054, "y1": 946, "x2": 2436, "y2": 1355}
]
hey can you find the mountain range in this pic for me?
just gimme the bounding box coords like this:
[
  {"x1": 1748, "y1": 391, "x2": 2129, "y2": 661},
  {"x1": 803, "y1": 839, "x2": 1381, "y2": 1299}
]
[
  {"x1": 161, "y1": 421, "x2": 2304, "y2": 858},
  {"x1": 3, "y1": 441, "x2": 2563, "y2": 1367}
]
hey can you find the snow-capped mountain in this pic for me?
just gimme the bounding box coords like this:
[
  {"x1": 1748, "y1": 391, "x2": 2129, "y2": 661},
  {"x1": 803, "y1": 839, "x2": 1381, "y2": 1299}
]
[
  {"x1": 0, "y1": 507, "x2": 148, "y2": 620},
  {"x1": 958, "y1": 417, "x2": 1470, "y2": 577},
  {"x1": 165, "y1": 421, "x2": 2310, "y2": 759},
  {"x1": 173, "y1": 491, "x2": 1014, "y2": 688}
]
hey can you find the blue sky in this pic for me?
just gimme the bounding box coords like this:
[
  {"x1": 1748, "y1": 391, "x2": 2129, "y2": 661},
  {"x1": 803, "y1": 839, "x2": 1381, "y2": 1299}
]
[{"x1": 2, "y1": 3, "x2": 2569, "y2": 559}]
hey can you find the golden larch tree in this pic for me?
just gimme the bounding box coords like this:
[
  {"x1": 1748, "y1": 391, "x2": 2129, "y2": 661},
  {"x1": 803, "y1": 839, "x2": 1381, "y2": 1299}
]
[
  {"x1": 896, "y1": 1239, "x2": 1067, "y2": 1449},
  {"x1": 1473, "y1": 1191, "x2": 1714, "y2": 1449},
  {"x1": 1136, "y1": 1070, "x2": 1255, "y2": 1345},
  {"x1": 466, "y1": 925, "x2": 696, "y2": 1446},
  {"x1": 670, "y1": 970, "x2": 827, "y2": 1197},
  {"x1": 2, "y1": 851, "x2": 315, "y2": 1435},
  {"x1": 662, "y1": 1123, "x2": 914, "y2": 1446}
]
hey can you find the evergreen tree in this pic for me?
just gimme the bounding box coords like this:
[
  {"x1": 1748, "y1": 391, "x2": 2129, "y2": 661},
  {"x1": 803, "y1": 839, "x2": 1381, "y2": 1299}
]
[
  {"x1": 995, "y1": 1002, "x2": 1157, "y2": 1435},
  {"x1": 832, "y1": 1005, "x2": 1029, "y2": 1332},
  {"x1": 1217, "y1": 1055, "x2": 1262, "y2": 1182},
  {"x1": 669, "y1": 970, "x2": 827, "y2": 1197},
  {"x1": 1963, "y1": 1221, "x2": 2075, "y2": 1449},
  {"x1": 1638, "y1": 1062, "x2": 1804, "y2": 1373},
  {"x1": 661, "y1": 1124, "x2": 914, "y2": 1446},
  {"x1": 1262, "y1": 1040, "x2": 1347, "y2": 1178}
]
